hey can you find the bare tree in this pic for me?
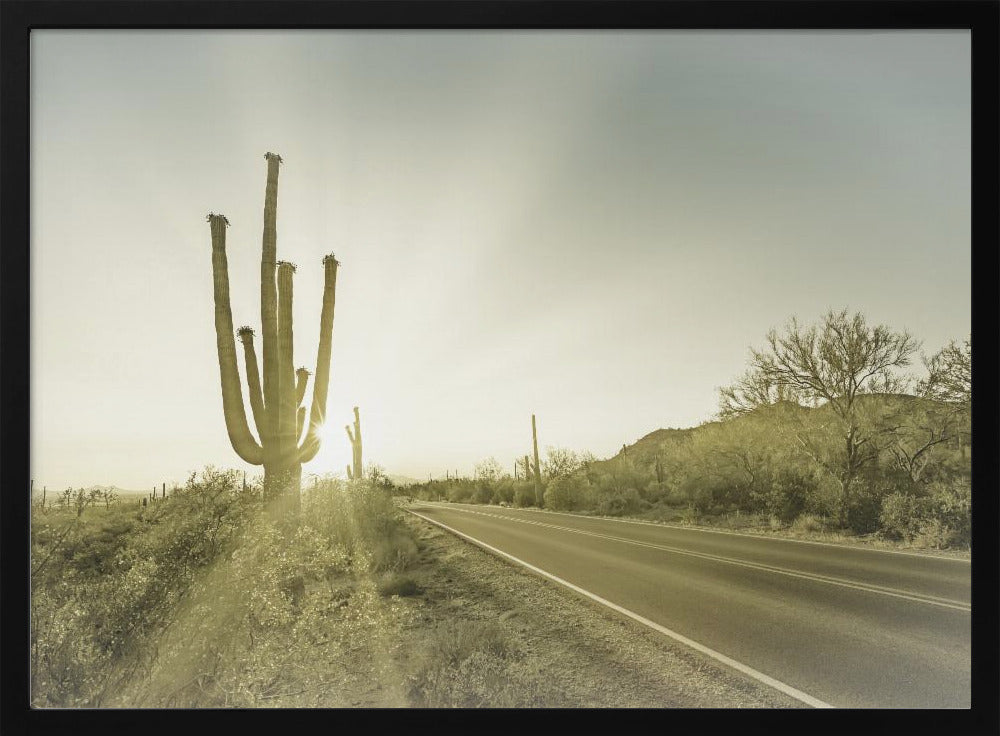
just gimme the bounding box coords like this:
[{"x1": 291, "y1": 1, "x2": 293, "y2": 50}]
[
  {"x1": 474, "y1": 457, "x2": 504, "y2": 483},
  {"x1": 719, "y1": 368, "x2": 804, "y2": 418},
  {"x1": 916, "y1": 337, "x2": 972, "y2": 460},
  {"x1": 720, "y1": 309, "x2": 919, "y2": 525},
  {"x1": 882, "y1": 399, "x2": 959, "y2": 485},
  {"x1": 918, "y1": 337, "x2": 971, "y2": 406},
  {"x1": 542, "y1": 447, "x2": 586, "y2": 479}
]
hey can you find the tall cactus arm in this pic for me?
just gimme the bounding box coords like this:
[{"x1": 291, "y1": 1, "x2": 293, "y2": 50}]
[
  {"x1": 237, "y1": 326, "x2": 267, "y2": 444},
  {"x1": 531, "y1": 414, "x2": 542, "y2": 482},
  {"x1": 261, "y1": 153, "x2": 281, "y2": 467},
  {"x1": 277, "y1": 261, "x2": 297, "y2": 464},
  {"x1": 299, "y1": 254, "x2": 340, "y2": 462},
  {"x1": 209, "y1": 214, "x2": 263, "y2": 465},
  {"x1": 295, "y1": 367, "x2": 311, "y2": 407},
  {"x1": 294, "y1": 368, "x2": 310, "y2": 444},
  {"x1": 347, "y1": 422, "x2": 359, "y2": 479},
  {"x1": 352, "y1": 406, "x2": 363, "y2": 478}
]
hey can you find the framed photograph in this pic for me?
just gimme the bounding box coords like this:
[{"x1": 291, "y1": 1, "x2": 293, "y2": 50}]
[{"x1": 4, "y1": 2, "x2": 997, "y2": 733}]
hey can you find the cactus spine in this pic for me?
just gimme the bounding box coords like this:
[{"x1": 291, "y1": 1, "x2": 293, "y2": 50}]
[
  {"x1": 209, "y1": 153, "x2": 340, "y2": 511},
  {"x1": 345, "y1": 406, "x2": 363, "y2": 480}
]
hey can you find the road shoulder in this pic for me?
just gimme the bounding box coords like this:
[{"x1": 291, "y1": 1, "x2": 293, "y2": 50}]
[{"x1": 396, "y1": 511, "x2": 800, "y2": 707}]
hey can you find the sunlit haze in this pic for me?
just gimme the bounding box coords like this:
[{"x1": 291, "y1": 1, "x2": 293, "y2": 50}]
[{"x1": 31, "y1": 30, "x2": 970, "y2": 490}]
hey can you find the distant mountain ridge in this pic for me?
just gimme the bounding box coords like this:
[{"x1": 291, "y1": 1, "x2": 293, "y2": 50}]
[{"x1": 595, "y1": 392, "x2": 955, "y2": 471}]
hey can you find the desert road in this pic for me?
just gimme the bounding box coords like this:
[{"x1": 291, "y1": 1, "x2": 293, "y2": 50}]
[{"x1": 407, "y1": 502, "x2": 971, "y2": 709}]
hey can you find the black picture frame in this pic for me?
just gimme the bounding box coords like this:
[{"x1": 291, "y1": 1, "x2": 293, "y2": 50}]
[{"x1": 2, "y1": 2, "x2": 997, "y2": 734}]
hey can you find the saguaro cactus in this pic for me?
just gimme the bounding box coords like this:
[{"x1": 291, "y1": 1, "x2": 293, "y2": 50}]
[
  {"x1": 531, "y1": 414, "x2": 543, "y2": 506},
  {"x1": 209, "y1": 153, "x2": 340, "y2": 511},
  {"x1": 345, "y1": 406, "x2": 363, "y2": 480}
]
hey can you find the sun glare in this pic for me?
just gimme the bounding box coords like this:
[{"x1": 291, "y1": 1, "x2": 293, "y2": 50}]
[{"x1": 311, "y1": 421, "x2": 352, "y2": 478}]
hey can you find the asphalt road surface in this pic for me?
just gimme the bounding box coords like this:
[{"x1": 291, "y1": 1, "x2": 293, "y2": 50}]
[{"x1": 408, "y1": 502, "x2": 971, "y2": 709}]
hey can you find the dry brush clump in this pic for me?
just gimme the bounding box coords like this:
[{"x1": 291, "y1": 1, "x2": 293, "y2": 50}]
[
  {"x1": 406, "y1": 619, "x2": 544, "y2": 708},
  {"x1": 139, "y1": 477, "x2": 419, "y2": 707},
  {"x1": 30, "y1": 468, "x2": 262, "y2": 707},
  {"x1": 31, "y1": 468, "x2": 422, "y2": 708}
]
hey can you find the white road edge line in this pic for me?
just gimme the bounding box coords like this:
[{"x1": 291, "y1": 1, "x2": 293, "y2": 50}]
[
  {"x1": 438, "y1": 505, "x2": 971, "y2": 612},
  {"x1": 408, "y1": 508, "x2": 835, "y2": 709}
]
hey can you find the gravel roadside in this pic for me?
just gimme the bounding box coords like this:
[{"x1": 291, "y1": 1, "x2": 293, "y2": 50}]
[{"x1": 393, "y1": 510, "x2": 800, "y2": 708}]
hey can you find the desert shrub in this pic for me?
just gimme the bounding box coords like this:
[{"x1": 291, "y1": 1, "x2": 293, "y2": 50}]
[
  {"x1": 491, "y1": 479, "x2": 516, "y2": 505},
  {"x1": 678, "y1": 504, "x2": 700, "y2": 525},
  {"x1": 878, "y1": 492, "x2": 927, "y2": 541},
  {"x1": 926, "y1": 477, "x2": 971, "y2": 548},
  {"x1": 408, "y1": 620, "x2": 527, "y2": 707},
  {"x1": 446, "y1": 481, "x2": 474, "y2": 504},
  {"x1": 911, "y1": 518, "x2": 953, "y2": 550},
  {"x1": 413, "y1": 482, "x2": 445, "y2": 501},
  {"x1": 880, "y1": 478, "x2": 972, "y2": 549},
  {"x1": 111, "y1": 476, "x2": 417, "y2": 707},
  {"x1": 676, "y1": 475, "x2": 721, "y2": 513},
  {"x1": 594, "y1": 487, "x2": 643, "y2": 516},
  {"x1": 371, "y1": 529, "x2": 419, "y2": 573},
  {"x1": 31, "y1": 468, "x2": 262, "y2": 707},
  {"x1": 790, "y1": 513, "x2": 829, "y2": 533},
  {"x1": 543, "y1": 475, "x2": 591, "y2": 511},
  {"x1": 305, "y1": 477, "x2": 417, "y2": 572},
  {"x1": 470, "y1": 482, "x2": 493, "y2": 505},
  {"x1": 764, "y1": 468, "x2": 816, "y2": 523},
  {"x1": 802, "y1": 475, "x2": 841, "y2": 518},
  {"x1": 844, "y1": 482, "x2": 885, "y2": 535},
  {"x1": 31, "y1": 470, "x2": 420, "y2": 708},
  {"x1": 663, "y1": 486, "x2": 690, "y2": 507},
  {"x1": 542, "y1": 477, "x2": 574, "y2": 511},
  {"x1": 642, "y1": 481, "x2": 668, "y2": 504},
  {"x1": 513, "y1": 482, "x2": 537, "y2": 508}
]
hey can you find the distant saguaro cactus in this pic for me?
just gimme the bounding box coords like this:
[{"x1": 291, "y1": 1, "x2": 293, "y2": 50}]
[
  {"x1": 531, "y1": 414, "x2": 543, "y2": 505},
  {"x1": 345, "y1": 406, "x2": 363, "y2": 480},
  {"x1": 209, "y1": 153, "x2": 340, "y2": 512}
]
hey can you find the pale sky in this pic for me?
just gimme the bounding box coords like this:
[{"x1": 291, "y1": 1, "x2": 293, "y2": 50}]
[{"x1": 30, "y1": 31, "x2": 971, "y2": 490}]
